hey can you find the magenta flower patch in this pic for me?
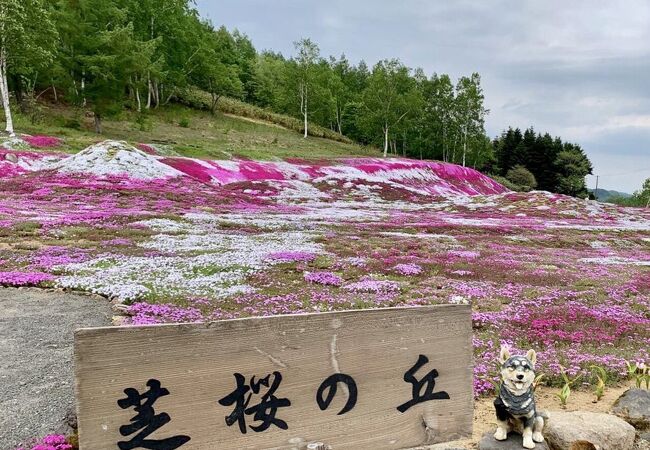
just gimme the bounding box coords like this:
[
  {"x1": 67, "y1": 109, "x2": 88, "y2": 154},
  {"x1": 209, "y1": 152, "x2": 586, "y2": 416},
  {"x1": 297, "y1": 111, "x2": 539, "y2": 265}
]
[
  {"x1": 267, "y1": 251, "x2": 318, "y2": 263},
  {"x1": 393, "y1": 263, "x2": 423, "y2": 276},
  {"x1": 0, "y1": 271, "x2": 54, "y2": 286},
  {"x1": 23, "y1": 135, "x2": 62, "y2": 148},
  {"x1": 343, "y1": 279, "x2": 401, "y2": 293},
  {"x1": 16, "y1": 434, "x2": 73, "y2": 450},
  {"x1": 304, "y1": 271, "x2": 343, "y2": 286}
]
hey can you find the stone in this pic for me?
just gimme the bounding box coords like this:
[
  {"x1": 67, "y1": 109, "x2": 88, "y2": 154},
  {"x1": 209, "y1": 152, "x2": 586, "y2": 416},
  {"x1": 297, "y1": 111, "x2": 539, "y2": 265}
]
[
  {"x1": 479, "y1": 431, "x2": 550, "y2": 450},
  {"x1": 544, "y1": 410, "x2": 636, "y2": 450},
  {"x1": 612, "y1": 389, "x2": 650, "y2": 430},
  {"x1": 5, "y1": 152, "x2": 18, "y2": 163}
]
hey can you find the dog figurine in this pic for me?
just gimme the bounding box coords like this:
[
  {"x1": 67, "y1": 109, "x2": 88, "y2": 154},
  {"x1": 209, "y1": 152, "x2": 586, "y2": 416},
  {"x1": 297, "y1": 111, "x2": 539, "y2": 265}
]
[{"x1": 493, "y1": 346, "x2": 545, "y2": 449}]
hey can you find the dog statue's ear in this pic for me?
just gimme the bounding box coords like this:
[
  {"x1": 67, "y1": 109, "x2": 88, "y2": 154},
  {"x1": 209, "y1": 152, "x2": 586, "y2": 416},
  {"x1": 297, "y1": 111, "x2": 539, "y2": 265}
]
[
  {"x1": 498, "y1": 346, "x2": 510, "y2": 364},
  {"x1": 526, "y1": 349, "x2": 537, "y2": 366}
]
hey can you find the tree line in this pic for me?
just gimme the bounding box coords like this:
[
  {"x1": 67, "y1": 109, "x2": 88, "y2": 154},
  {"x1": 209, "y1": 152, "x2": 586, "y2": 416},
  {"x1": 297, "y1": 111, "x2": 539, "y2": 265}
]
[
  {"x1": 491, "y1": 127, "x2": 593, "y2": 198},
  {"x1": 0, "y1": 0, "x2": 488, "y2": 162},
  {"x1": 0, "y1": 0, "x2": 594, "y2": 197}
]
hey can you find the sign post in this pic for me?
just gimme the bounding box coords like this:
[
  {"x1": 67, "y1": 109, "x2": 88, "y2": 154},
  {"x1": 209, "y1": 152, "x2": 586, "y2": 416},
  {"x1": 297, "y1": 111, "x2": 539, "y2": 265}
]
[{"x1": 74, "y1": 304, "x2": 473, "y2": 449}]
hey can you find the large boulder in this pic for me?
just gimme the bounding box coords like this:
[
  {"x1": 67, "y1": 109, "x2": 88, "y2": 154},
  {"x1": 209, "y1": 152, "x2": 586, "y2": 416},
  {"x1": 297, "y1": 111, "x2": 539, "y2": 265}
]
[
  {"x1": 612, "y1": 389, "x2": 650, "y2": 430},
  {"x1": 479, "y1": 431, "x2": 550, "y2": 450},
  {"x1": 544, "y1": 410, "x2": 635, "y2": 450}
]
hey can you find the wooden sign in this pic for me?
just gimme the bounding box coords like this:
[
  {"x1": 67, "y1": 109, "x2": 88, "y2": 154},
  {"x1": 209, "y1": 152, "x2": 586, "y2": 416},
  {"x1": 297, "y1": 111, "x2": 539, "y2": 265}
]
[{"x1": 74, "y1": 305, "x2": 473, "y2": 449}]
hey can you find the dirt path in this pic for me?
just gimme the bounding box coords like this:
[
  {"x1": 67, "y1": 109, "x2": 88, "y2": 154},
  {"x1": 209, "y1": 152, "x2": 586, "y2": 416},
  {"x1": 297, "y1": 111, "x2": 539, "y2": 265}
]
[{"x1": 0, "y1": 287, "x2": 111, "y2": 449}]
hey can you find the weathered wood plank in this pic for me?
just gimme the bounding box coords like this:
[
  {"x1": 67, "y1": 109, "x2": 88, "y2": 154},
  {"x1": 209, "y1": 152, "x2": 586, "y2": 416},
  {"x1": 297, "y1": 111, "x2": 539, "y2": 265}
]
[{"x1": 74, "y1": 305, "x2": 473, "y2": 449}]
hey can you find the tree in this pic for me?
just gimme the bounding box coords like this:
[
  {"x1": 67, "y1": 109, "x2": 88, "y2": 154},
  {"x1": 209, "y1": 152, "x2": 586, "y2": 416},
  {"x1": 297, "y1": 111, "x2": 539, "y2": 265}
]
[
  {"x1": 360, "y1": 59, "x2": 415, "y2": 157},
  {"x1": 293, "y1": 38, "x2": 319, "y2": 138},
  {"x1": 427, "y1": 73, "x2": 456, "y2": 162},
  {"x1": 506, "y1": 165, "x2": 537, "y2": 191},
  {"x1": 193, "y1": 24, "x2": 243, "y2": 114},
  {"x1": 250, "y1": 51, "x2": 286, "y2": 108},
  {"x1": 0, "y1": 0, "x2": 57, "y2": 135},
  {"x1": 641, "y1": 178, "x2": 650, "y2": 208},
  {"x1": 554, "y1": 144, "x2": 593, "y2": 197},
  {"x1": 455, "y1": 73, "x2": 487, "y2": 166},
  {"x1": 64, "y1": 0, "x2": 159, "y2": 133}
]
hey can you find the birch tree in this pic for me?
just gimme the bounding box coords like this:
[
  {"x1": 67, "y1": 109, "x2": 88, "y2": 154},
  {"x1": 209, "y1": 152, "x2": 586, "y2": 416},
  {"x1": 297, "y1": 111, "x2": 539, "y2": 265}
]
[
  {"x1": 0, "y1": 0, "x2": 56, "y2": 135},
  {"x1": 293, "y1": 38, "x2": 319, "y2": 138},
  {"x1": 361, "y1": 59, "x2": 414, "y2": 157},
  {"x1": 455, "y1": 73, "x2": 487, "y2": 166}
]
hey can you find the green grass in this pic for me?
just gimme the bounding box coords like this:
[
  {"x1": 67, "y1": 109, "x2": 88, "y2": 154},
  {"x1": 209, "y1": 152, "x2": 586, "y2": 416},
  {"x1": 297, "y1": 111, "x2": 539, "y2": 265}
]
[{"x1": 13, "y1": 100, "x2": 380, "y2": 160}]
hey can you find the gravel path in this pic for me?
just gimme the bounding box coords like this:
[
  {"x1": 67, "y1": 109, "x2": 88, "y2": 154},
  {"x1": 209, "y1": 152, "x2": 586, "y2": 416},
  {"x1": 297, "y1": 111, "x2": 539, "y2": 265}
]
[{"x1": 0, "y1": 287, "x2": 111, "y2": 449}]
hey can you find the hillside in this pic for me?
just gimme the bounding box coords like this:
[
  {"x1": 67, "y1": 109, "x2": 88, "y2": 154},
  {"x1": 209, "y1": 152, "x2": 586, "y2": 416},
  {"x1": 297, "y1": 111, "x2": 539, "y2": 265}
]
[
  {"x1": 591, "y1": 188, "x2": 632, "y2": 201},
  {"x1": 13, "y1": 100, "x2": 378, "y2": 160},
  {"x1": 1, "y1": 139, "x2": 649, "y2": 449}
]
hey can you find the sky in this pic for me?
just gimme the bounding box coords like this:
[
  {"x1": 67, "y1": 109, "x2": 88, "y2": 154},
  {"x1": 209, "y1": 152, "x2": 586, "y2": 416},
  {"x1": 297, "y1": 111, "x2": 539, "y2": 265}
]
[{"x1": 195, "y1": 0, "x2": 650, "y2": 193}]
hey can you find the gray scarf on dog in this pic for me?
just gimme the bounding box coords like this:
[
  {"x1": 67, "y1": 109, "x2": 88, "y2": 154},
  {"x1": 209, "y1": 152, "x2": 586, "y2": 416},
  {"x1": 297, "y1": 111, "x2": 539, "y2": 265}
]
[{"x1": 499, "y1": 384, "x2": 535, "y2": 416}]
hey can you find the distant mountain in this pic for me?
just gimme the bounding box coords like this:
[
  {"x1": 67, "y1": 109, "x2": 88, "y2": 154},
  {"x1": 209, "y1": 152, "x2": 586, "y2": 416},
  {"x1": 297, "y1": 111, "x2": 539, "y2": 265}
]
[{"x1": 590, "y1": 188, "x2": 632, "y2": 201}]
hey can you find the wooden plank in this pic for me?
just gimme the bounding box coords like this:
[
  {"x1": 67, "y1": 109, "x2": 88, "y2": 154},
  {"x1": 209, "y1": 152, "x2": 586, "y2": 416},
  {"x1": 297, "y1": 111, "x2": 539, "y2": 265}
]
[{"x1": 74, "y1": 304, "x2": 473, "y2": 449}]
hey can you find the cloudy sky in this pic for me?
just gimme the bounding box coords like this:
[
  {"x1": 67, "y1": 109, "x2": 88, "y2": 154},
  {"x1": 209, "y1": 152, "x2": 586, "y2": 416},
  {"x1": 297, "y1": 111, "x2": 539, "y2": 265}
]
[{"x1": 196, "y1": 0, "x2": 650, "y2": 192}]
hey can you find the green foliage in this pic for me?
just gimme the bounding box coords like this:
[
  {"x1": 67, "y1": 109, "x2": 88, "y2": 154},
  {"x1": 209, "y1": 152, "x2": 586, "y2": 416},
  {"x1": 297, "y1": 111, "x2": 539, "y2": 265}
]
[
  {"x1": 554, "y1": 366, "x2": 583, "y2": 408},
  {"x1": 8, "y1": 0, "x2": 602, "y2": 202},
  {"x1": 590, "y1": 365, "x2": 608, "y2": 401},
  {"x1": 358, "y1": 59, "x2": 418, "y2": 156},
  {"x1": 490, "y1": 175, "x2": 523, "y2": 192},
  {"x1": 611, "y1": 178, "x2": 650, "y2": 207},
  {"x1": 4, "y1": 1, "x2": 494, "y2": 160},
  {"x1": 506, "y1": 165, "x2": 537, "y2": 191},
  {"x1": 625, "y1": 361, "x2": 650, "y2": 389},
  {"x1": 492, "y1": 127, "x2": 593, "y2": 197}
]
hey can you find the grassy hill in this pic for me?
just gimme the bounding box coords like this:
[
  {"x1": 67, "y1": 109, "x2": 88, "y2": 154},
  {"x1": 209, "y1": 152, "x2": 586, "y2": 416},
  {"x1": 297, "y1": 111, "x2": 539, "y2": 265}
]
[
  {"x1": 12, "y1": 99, "x2": 379, "y2": 160},
  {"x1": 590, "y1": 188, "x2": 632, "y2": 202}
]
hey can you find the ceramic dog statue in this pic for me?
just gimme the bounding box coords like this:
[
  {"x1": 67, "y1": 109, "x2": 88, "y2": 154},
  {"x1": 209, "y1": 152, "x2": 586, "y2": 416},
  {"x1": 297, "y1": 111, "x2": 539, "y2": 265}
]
[{"x1": 494, "y1": 346, "x2": 545, "y2": 449}]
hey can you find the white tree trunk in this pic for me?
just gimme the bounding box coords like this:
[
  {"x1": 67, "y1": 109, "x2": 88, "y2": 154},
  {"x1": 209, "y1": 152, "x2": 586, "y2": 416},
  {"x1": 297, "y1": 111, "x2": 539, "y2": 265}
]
[
  {"x1": 81, "y1": 71, "x2": 86, "y2": 107},
  {"x1": 146, "y1": 74, "x2": 151, "y2": 109},
  {"x1": 303, "y1": 84, "x2": 308, "y2": 138},
  {"x1": 135, "y1": 87, "x2": 141, "y2": 112},
  {"x1": 383, "y1": 125, "x2": 389, "y2": 157},
  {"x1": 0, "y1": 49, "x2": 14, "y2": 136},
  {"x1": 462, "y1": 132, "x2": 467, "y2": 167}
]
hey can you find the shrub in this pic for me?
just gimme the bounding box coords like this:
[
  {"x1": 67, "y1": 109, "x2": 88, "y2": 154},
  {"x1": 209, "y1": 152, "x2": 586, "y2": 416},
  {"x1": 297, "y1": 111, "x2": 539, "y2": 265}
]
[
  {"x1": 506, "y1": 165, "x2": 537, "y2": 191},
  {"x1": 63, "y1": 118, "x2": 81, "y2": 130},
  {"x1": 179, "y1": 117, "x2": 190, "y2": 128},
  {"x1": 489, "y1": 175, "x2": 520, "y2": 192}
]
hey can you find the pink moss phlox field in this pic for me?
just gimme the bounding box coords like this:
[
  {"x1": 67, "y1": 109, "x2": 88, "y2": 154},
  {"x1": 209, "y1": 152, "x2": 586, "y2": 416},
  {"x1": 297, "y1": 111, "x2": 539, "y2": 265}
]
[
  {"x1": 22, "y1": 135, "x2": 62, "y2": 148},
  {"x1": 15, "y1": 434, "x2": 73, "y2": 450},
  {"x1": 0, "y1": 271, "x2": 55, "y2": 286},
  {"x1": 161, "y1": 156, "x2": 508, "y2": 196},
  {"x1": 393, "y1": 263, "x2": 423, "y2": 276},
  {"x1": 1, "y1": 143, "x2": 649, "y2": 398},
  {"x1": 304, "y1": 271, "x2": 344, "y2": 286},
  {"x1": 343, "y1": 278, "x2": 401, "y2": 293},
  {"x1": 267, "y1": 251, "x2": 318, "y2": 263},
  {"x1": 136, "y1": 143, "x2": 157, "y2": 155}
]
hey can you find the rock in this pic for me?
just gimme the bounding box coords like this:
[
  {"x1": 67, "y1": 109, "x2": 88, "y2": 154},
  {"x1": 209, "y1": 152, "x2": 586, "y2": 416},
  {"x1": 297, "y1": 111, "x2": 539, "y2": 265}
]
[
  {"x1": 479, "y1": 431, "x2": 550, "y2": 450},
  {"x1": 5, "y1": 152, "x2": 18, "y2": 163},
  {"x1": 612, "y1": 389, "x2": 650, "y2": 430},
  {"x1": 636, "y1": 432, "x2": 650, "y2": 450},
  {"x1": 545, "y1": 410, "x2": 636, "y2": 450}
]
